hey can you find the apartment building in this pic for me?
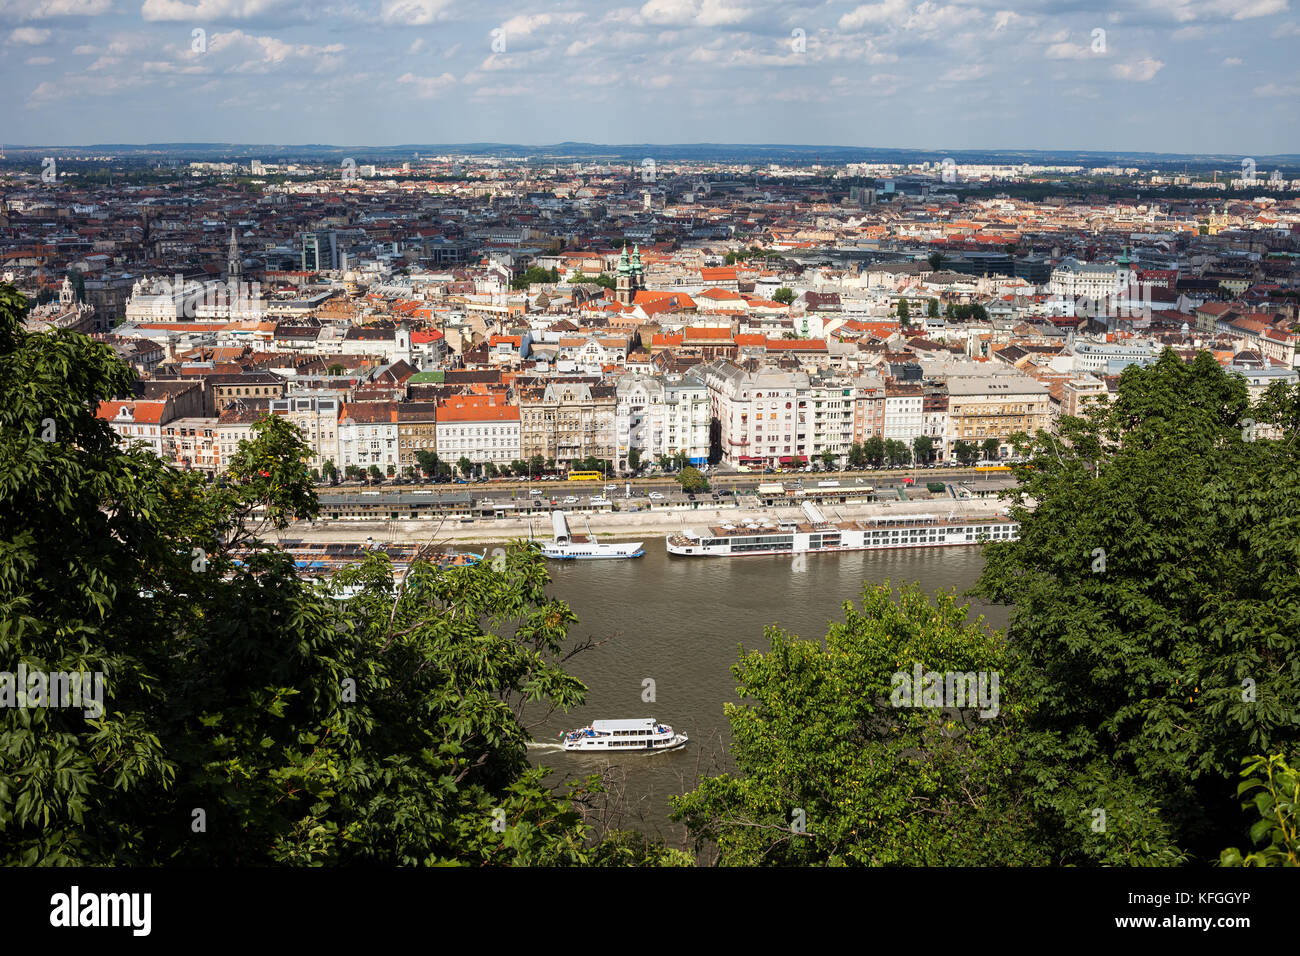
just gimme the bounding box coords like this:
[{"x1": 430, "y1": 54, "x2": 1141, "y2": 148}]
[
  {"x1": 338, "y1": 401, "x2": 399, "y2": 474},
  {"x1": 806, "y1": 378, "x2": 856, "y2": 463},
  {"x1": 436, "y1": 396, "x2": 521, "y2": 466},
  {"x1": 883, "y1": 381, "x2": 925, "y2": 445},
  {"x1": 702, "y1": 361, "x2": 811, "y2": 469},
  {"x1": 945, "y1": 373, "x2": 1051, "y2": 457},
  {"x1": 519, "y1": 380, "x2": 616, "y2": 467},
  {"x1": 270, "y1": 391, "x2": 341, "y2": 470},
  {"x1": 615, "y1": 372, "x2": 711, "y2": 469},
  {"x1": 852, "y1": 373, "x2": 886, "y2": 443},
  {"x1": 161, "y1": 417, "x2": 221, "y2": 473},
  {"x1": 396, "y1": 402, "x2": 440, "y2": 473}
]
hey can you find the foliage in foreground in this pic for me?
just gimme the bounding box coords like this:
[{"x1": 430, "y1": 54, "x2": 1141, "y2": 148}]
[{"x1": 0, "y1": 285, "x2": 669, "y2": 865}]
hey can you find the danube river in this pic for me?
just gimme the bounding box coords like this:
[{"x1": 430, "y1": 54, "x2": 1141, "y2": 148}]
[{"x1": 521, "y1": 543, "x2": 1011, "y2": 849}]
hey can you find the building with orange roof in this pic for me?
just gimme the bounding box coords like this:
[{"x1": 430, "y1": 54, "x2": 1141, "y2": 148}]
[
  {"x1": 96, "y1": 399, "x2": 172, "y2": 456},
  {"x1": 436, "y1": 395, "x2": 521, "y2": 468}
]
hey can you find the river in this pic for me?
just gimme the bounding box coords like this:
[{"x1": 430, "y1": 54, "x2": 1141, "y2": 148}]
[{"x1": 521, "y1": 543, "x2": 1010, "y2": 849}]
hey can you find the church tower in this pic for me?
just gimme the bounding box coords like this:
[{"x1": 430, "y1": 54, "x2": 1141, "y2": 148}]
[
  {"x1": 227, "y1": 227, "x2": 243, "y2": 283},
  {"x1": 631, "y1": 244, "x2": 645, "y2": 294},
  {"x1": 615, "y1": 242, "x2": 633, "y2": 305}
]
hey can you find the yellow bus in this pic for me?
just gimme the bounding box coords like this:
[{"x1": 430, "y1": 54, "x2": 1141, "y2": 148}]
[
  {"x1": 974, "y1": 464, "x2": 1011, "y2": 473},
  {"x1": 568, "y1": 471, "x2": 603, "y2": 481}
]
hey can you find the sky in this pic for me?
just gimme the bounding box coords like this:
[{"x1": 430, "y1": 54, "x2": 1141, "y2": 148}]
[{"x1": 1, "y1": 0, "x2": 1298, "y2": 155}]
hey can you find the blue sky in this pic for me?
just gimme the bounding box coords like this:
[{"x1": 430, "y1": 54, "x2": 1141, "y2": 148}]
[{"x1": 2, "y1": 0, "x2": 1298, "y2": 154}]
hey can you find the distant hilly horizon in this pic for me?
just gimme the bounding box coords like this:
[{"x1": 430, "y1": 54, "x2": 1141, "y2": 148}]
[{"x1": 2, "y1": 141, "x2": 1298, "y2": 168}]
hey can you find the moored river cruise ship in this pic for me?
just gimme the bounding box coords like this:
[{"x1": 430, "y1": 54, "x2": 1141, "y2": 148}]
[{"x1": 666, "y1": 501, "x2": 1018, "y2": 558}]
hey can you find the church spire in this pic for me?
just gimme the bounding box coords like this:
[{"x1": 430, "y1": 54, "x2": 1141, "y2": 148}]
[{"x1": 227, "y1": 226, "x2": 242, "y2": 281}]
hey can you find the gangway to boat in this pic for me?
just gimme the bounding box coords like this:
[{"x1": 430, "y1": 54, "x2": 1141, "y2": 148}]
[
  {"x1": 801, "y1": 500, "x2": 834, "y2": 529},
  {"x1": 552, "y1": 510, "x2": 571, "y2": 546}
]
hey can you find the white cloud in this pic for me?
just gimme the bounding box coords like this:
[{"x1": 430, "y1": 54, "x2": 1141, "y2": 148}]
[
  {"x1": 140, "y1": 0, "x2": 289, "y2": 21},
  {"x1": 1045, "y1": 42, "x2": 1090, "y2": 60},
  {"x1": 941, "y1": 63, "x2": 988, "y2": 83},
  {"x1": 0, "y1": 0, "x2": 112, "y2": 17},
  {"x1": 72, "y1": 43, "x2": 94, "y2": 53},
  {"x1": 1111, "y1": 58, "x2": 1164, "y2": 81},
  {"x1": 640, "y1": 0, "x2": 754, "y2": 28},
  {"x1": 25, "y1": 55, "x2": 55, "y2": 64},
  {"x1": 1253, "y1": 81, "x2": 1300, "y2": 95},
  {"x1": 396, "y1": 71, "x2": 455, "y2": 98},
  {"x1": 8, "y1": 27, "x2": 52, "y2": 44},
  {"x1": 838, "y1": 0, "x2": 910, "y2": 30},
  {"x1": 501, "y1": 12, "x2": 584, "y2": 36},
  {"x1": 407, "y1": 38, "x2": 424, "y2": 54},
  {"x1": 379, "y1": 0, "x2": 453, "y2": 26},
  {"x1": 992, "y1": 9, "x2": 1032, "y2": 32},
  {"x1": 204, "y1": 29, "x2": 344, "y2": 73},
  {"x1": 1222, "y1": 56, "x2": 1243, "y2": 65}
]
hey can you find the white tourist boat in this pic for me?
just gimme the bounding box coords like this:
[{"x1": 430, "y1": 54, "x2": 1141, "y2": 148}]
[
  {"x1": 539, "y1": 511, "x2": 644, "y2": 560},
  {"x1": 560, "y1": 717, "x2": 688, "y2": 752},
  {"x1": 666, "y1": 501, "x2": 1019, "y2": 557}
]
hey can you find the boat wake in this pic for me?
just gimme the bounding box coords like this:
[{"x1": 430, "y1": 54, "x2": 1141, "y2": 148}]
[{"x1": 526, "y1": 741, "x2": 566, "y2": 751}]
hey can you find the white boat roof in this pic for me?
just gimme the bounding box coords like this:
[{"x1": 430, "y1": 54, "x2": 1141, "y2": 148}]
[{"x1": 591, "y1": 718, "x2": 660, "y2": 731}]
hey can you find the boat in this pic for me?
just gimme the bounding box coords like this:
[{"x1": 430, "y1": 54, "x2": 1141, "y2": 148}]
[
  {"x1": 539, "y1": 511, "x2": 644, "y2": 560},
  {"x1": 666, "y1": 501, "x2": 1018, "y2": 557},
  {"x1": 560, "y1": 718, "x2": 688, "y2": 752}
]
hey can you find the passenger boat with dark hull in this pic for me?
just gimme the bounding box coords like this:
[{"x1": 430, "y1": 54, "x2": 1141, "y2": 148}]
[{"x1": 666, "y1": 501, "x2": 1018, "y2": 557}]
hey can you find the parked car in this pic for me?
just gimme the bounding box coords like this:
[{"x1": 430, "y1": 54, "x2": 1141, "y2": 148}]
[
  {"x1": 563, "y1": 495, "x2": 579, "y2": 504},
  {"x1": 590, "y1": 496, "x2": 611, "y2": 506},
  {"x1": 648, "y1": 491, "x2": 665, "y2": 500},
  {"x1": 528, "y1": 489, "x2": 543, "y2": 497},
  {"x1": 604, "y1": 483, "x2": 617, "y2": 491}
]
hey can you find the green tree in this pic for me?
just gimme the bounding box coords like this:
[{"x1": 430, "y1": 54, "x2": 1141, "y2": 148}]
[
  {"x1": 949, "y1": 440, "x2": 972, "y2": 467},
  {"x1": 672, "y1": 584, "x2": 1046, "y2": 865},
  {"x1": 927, "y1": 298, "x2": 940, "y2": 318},
  {"x1": 456, "y1": 456, "x2": 473, "y2": 478},
  {"x1": 1220, "y1": 754, "x2": 1299, "y2": 867},
  {"x1": 819, "y1": 451, "x2": 837, "y2": 471},
  {"x1": 627, "y1": 449, "x2": 641, "y2": 473},
  {"x1": 528, "y1": 454, "x2": 546, "y2": 476},
  {"x1": 414, "y1": 449, "x2": 438, "y2": 478},
  {"x1": 973, "y1": 349, "x2": 1300, "y2": 863},
  {"x1": 927, "y1": 251, "x2": 945, "y2": 272},
  {"x1": 980, "y1": 437, "x2": 1000, "y2": 461},
  {"x1": 884, "y1": 438, "x2": 911, "y2": 467},
  {"x1": 0, "y1": 284, "x2": 680, "y2": 866},
  {"x1": 367, "y1": 464, "x2": 383, "y2": 484},
  {"x1": 675, "y1": 466, "x2": 708, "y2": 494},
  {"x1": 321, "y1": 458, "x2": 338, "y2": 484},
  {"x1": 772, "y1": 287, "x2": 795, "y2": 305},
  {"x1": 484, "y1": 461, "x2": 499, "y2": 479},
  {"x1": 897, "y1": 299, "x2": 910, "y2": 322},
  {"x1": 912, "y1": 435, "x2": 934, "y2": 464},
  {"x1": 863, "y1": 435, "x2": 885, "y2": 467},
  {"x1": 511, "y1": 266, "x2": 556, "y2": 290},
  {"x1": 847, "y1": 442, "x2": 867, "y2": 468}
]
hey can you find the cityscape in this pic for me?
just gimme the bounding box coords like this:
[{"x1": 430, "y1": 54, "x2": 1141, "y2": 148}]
[{"x1": 1, "y1": 0, "x2": 1297, "y2": 929}]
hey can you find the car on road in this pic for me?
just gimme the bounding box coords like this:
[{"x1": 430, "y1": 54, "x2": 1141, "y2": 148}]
[
  {"x1": 648, "y1": 491, "x2": 665, "y2": 500},
  {"x1": 528, "y1": 489, "x2": 543, "y2": 496},
  {"x1": 604, "y1": 483, "x2": 617, "y2": 491},
  {"x1": 563, "y1": 495, "x2": 579, "y2": 504}
]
